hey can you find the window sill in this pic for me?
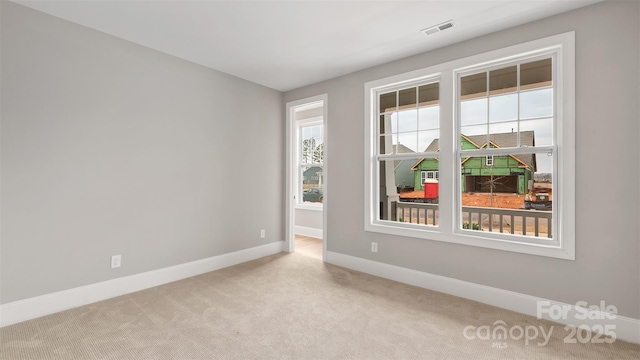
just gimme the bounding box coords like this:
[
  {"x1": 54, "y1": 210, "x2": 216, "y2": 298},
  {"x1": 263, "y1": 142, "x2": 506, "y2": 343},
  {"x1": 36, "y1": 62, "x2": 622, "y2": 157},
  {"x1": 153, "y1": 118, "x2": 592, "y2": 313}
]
[
  {"x1": 365, "y1": 221, "x2": 574, "y2": 260},
  {"x1": 295, "y1": 203, "x2": 323, "y2": 211}
]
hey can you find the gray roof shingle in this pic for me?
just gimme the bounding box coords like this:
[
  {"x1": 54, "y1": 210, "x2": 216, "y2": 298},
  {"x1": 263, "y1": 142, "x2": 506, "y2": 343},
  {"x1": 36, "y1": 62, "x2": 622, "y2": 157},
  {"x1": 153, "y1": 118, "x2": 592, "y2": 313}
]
[{"x1": 417, "y1": 131, "x2": 537, "y2": 170}]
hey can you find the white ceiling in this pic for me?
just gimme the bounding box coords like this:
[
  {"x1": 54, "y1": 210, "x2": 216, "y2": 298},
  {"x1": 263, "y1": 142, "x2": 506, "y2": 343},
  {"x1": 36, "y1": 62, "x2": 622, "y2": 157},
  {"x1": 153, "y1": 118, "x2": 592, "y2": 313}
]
[{"x1": 14, "y1": 0, "x2": 602, "y2": 92}]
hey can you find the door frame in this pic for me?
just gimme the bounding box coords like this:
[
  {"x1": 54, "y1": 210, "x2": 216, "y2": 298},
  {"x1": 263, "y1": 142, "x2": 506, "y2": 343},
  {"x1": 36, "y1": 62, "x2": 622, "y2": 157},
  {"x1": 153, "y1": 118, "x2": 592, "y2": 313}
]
[{"x1": 285, "y1": 94, "x2": 328, "y2": 261}]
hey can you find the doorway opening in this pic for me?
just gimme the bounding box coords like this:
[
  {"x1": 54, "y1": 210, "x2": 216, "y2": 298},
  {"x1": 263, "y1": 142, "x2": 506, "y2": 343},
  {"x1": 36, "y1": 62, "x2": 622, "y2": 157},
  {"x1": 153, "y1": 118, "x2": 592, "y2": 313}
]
[
  {"x1": 294, "y1": 235, "x2": 323, "y2": 260},
  {"x1": 286, "y1": 94, "x2": 327, "y2": 261}
]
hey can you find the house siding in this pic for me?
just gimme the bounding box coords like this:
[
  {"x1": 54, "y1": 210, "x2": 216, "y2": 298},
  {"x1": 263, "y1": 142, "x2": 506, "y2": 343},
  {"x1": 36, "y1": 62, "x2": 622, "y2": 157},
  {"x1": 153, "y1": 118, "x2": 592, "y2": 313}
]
[{"x1": 413, "y1": 137, "x2": 533, "y2": 194}]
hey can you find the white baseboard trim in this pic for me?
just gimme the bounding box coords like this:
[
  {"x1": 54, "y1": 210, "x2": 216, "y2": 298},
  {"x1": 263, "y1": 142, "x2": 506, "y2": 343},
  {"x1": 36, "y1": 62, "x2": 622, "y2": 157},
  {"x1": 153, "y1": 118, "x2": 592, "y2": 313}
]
[
  {"x1": 0, "y1": 241, "x2": 284, "y2": 328},
  {"x1": 325, "y1": 251, "x2": 640, "y2": 344},
  {"x1": 294, "y1": 225, "x2": 323, "y2": 239}
]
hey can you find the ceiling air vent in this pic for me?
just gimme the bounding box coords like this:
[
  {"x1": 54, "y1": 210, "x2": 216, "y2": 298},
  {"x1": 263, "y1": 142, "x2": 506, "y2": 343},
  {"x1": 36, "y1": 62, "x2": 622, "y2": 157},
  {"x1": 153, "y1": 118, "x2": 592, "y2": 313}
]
[{"x1": 421, "y1": 20, "x2": 454, "y2": 36}]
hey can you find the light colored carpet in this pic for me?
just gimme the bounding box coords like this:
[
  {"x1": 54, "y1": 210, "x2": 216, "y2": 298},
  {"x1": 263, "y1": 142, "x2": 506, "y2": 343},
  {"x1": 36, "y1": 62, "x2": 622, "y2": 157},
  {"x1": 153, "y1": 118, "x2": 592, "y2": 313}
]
[
  {"x1": 295, "y1": 235, "x2": 323, "y2": 260},
  {"x1": 1, "y1": 251, "x2": 638, "y2": 359}
]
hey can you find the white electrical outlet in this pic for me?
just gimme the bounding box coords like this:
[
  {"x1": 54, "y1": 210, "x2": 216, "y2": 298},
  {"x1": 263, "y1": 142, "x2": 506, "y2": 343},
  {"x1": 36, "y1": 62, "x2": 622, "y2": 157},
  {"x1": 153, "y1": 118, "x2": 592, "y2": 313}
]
[
  {"x1": 371, "y1": 242, "x2": 378, "y2": 253},
  {"x1": 111, "y1": 255, "x2": 121, "y2": 269},
  {"x1": 260, "y1": 229, "x2": 266, "y2": 239}
]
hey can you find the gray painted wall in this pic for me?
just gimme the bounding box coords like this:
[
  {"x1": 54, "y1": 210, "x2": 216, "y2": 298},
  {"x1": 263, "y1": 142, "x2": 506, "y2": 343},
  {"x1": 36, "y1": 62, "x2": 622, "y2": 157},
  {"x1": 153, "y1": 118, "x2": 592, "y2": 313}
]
[
  {"x1": 1, "y1": 2, "x2": 284, "y2": 304},
  {"x1": 295, "y1": 209, "x2": 323, "y2": 233},
  {"x1": 284, "y1": 1, "x2": 640, "y2": 318}
]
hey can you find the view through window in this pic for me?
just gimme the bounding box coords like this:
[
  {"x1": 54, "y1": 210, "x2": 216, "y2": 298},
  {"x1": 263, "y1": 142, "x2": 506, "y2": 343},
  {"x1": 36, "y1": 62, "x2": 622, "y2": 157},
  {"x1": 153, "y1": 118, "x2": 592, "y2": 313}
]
[
  {"x1": 365, "y1": 32, "x2": 574, "y2": 258},
  {"x1": 378, "y1": 81, "x2": 440, "y2": 226},
  {"x1": 457, "y1": 57, "x2": 554, "y2": 238},
  {"x1": 299, "y1": 120, "x2": 324, "y2": 205}
]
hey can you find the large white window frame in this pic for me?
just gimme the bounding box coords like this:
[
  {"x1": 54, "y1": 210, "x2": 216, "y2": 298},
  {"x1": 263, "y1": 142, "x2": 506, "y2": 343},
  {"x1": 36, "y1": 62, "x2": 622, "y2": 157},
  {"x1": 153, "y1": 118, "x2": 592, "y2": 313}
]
[{"x1": 364, "y1": 32, "x2": 575, "y2": 259}]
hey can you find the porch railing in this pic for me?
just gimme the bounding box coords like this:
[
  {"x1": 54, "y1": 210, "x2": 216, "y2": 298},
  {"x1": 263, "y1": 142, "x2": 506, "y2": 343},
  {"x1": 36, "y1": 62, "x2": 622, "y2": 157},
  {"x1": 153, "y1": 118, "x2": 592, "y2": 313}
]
[
  {"x1": 395, "y1": 202, "x2": 552, "y2": 238},
  {"x1": 396, "y1": 202, "x2": 439, "y2": 226}
]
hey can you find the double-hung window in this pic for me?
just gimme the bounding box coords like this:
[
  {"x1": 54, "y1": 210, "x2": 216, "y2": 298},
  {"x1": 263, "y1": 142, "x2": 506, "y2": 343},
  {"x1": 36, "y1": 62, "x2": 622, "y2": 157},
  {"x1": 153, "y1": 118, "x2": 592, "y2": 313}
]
[
  {"x1": 364, "y1": 32, "x2": 575, "y2": 259},
  {"x1": 298, "y1": 118, "x2": 324, "y2": 207}
]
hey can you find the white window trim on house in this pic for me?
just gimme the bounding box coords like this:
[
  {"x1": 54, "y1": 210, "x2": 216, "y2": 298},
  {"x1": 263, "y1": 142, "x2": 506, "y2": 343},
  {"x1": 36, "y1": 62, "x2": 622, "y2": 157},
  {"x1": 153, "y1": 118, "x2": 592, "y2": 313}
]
[
  {"x1": 364, "y1": 32, "x2": 575, "y2": 260},
  {"x1": 485, "y1": 155, "x2": 494, "y2": 166},
  {"x1": 421, "y1": 171, "x2": 439, "y2": 184},
  {"x1": 297, "y1": 116, "x2": 324, "y2": 210}
]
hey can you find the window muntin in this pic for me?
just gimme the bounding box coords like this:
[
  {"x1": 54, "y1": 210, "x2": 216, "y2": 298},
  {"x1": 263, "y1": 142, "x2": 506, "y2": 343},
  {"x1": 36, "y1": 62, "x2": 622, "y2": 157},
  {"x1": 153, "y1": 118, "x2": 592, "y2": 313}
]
[
  {"x1": 365, "y1": 32, "x2": 574, "y2": 259},
  {"x1": 379, "y1": 83, "x2": 440, "y2": 155},
  {"x1": 459, "y1": 57, "x2": 554, "y2": 150}
]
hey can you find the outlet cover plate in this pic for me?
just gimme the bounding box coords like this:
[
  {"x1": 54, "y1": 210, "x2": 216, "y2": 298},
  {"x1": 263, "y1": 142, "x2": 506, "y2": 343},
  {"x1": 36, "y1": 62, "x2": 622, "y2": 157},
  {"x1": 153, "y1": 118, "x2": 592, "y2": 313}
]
[{"x1": 111, "y1": 255, "x2": 121, "y2": 268}]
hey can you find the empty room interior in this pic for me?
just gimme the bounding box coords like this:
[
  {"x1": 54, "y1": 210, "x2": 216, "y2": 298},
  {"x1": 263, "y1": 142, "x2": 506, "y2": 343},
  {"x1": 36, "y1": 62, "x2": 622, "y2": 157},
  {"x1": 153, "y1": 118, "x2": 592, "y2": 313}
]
[{"x1": 1, "y1": 0, "x2": 639, "y2": 359}]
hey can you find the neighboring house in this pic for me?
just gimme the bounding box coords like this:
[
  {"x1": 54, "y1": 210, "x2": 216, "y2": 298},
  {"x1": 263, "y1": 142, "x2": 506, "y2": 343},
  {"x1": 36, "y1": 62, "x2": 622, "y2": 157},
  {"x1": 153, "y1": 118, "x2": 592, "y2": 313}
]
[
  {"x1": 411, "y1": 131, "x2": 536, "y2": 194},
  {"x1": 303, "y1": 166, "x2": 323, "y2": 188},
  {"x1": 393, "y1": 143, "x2": 415, "y2": 190}
]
